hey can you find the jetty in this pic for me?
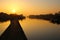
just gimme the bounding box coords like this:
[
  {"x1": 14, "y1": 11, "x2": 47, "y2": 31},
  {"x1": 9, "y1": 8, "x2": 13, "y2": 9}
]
[{"x1": 0, "y1": 13, "x2": 27, "y2": 40}]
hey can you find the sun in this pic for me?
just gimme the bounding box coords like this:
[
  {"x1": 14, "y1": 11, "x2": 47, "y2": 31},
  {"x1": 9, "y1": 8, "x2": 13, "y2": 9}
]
[{"x1": 11, "y1": 9, "x2": 16, "y2": 13}]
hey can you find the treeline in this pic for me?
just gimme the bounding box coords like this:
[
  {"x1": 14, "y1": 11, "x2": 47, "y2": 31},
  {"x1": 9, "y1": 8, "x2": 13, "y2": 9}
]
[
  {"x1": 0, "y1": 12, "x2": 25, "y2": 22},
  {"x1": 29, "y1": 11, "x2": 60, "y2": 24}
]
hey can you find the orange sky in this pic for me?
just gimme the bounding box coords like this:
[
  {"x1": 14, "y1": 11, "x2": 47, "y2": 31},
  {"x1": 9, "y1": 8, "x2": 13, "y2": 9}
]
[{"x1": 0, "y1": 0, "x2": 60, "y2": 16}]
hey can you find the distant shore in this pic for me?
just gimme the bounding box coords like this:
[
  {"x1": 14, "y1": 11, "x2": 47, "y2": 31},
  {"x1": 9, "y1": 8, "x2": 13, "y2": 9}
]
[{"x1": 28, "y1": 11, "x2": 60, "y2": 24}]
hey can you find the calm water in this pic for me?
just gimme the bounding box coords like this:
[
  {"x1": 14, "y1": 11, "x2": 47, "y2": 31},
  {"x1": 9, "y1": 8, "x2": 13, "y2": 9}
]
[
  {"x1": 0, "y1": 18, "x2": 60, "y2": 40},
  {"x1": 0, "y1": 21, "x2": 10, "y2": 36}
]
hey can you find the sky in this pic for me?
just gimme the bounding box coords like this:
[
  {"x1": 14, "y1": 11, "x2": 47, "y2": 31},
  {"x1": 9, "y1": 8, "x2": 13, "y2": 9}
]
[{"x1": 0, "y1": 0, "x2": 60, "y2": 15}]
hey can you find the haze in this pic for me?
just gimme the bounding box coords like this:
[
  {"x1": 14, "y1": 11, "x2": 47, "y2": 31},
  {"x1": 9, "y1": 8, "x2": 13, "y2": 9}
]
[{"x1": 0, "y1": 0, "x2": 60, "y2": 15}]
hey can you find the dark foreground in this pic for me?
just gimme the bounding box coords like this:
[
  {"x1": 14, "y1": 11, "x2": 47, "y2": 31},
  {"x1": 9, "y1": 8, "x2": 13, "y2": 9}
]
[{"x1": 0, "y1": 20, "x2": 27, "y2": 40}]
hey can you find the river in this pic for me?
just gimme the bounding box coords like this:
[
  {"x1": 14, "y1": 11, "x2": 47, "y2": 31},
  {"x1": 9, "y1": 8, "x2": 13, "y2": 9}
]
[{"x1": 0, "y1": 18, "x2": 60, "y2": 40}]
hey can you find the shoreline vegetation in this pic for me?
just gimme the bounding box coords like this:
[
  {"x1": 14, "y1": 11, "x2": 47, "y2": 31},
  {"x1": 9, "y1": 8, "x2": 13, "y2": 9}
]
[
  {"x1": 28, "y1": 11, "x2": 60, "y2": 24},
  {"x1": 0, "y1": 12, "x2": 27, "y2": 40},
  {"x1": 0, "y1": 12, "x2": 26, "y2": 22}
]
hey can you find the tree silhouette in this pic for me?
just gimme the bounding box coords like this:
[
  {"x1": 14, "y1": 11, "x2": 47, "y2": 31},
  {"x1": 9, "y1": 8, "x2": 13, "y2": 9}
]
[
  {"x1": 0, "y1": 12, "x2": 27, "y2": 40},
  {"x1": 28, "y1": 11, "x2": 60, "y2": 24},
  {"x1": 0, "y1": 12, "x2": 9, "y2": 22}
]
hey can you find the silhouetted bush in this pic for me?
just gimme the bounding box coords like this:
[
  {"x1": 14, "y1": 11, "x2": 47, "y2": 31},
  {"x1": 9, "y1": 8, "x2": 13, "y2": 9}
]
[
  {"x1": 0, "y1": 12, "x2": 9, "y2": 22},
  {"x1": 9, "y1": 14, "x2": 25, "y2": 20},
  {"x1": 0, "y1": 12, "x2": 26, "y2": 22}
]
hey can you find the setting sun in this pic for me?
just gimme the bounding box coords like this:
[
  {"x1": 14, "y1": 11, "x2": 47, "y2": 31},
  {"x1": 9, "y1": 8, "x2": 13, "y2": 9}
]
[{"x1": 11, "y1": 9, "x2": 16, "y2": 13}]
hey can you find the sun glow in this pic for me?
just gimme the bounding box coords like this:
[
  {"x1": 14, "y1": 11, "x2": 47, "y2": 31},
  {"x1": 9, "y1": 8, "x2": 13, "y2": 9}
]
[{"x1": 11, "y1": 9, "x2": 16, "y2": 13}]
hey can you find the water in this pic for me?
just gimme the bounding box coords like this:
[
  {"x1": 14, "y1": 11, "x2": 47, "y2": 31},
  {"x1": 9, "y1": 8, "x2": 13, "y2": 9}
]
[
  {"x1": 20, "y1": 18, "x2": 60, "y2": 40},
  {"x1": 0, "y1": 18, "x2": 60, "y2": 40},
  {"x1": 0, "y1": 21, "x2": 10, "y2": 36}
]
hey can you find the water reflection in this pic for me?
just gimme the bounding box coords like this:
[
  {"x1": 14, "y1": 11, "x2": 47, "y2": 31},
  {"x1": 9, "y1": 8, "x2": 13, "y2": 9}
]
[
  {"x1": 20, "y1": 18, "x2": 60, "y2": 40},
  {"x1": 0, "y1": 21, "x2": 10, "y2": 36}
]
